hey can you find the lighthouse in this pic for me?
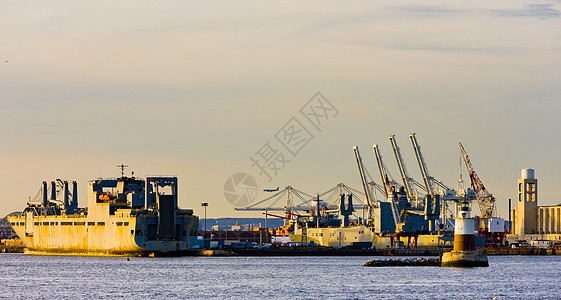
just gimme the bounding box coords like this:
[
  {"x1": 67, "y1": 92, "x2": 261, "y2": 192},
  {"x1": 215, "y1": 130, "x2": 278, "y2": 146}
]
[{"x1": 441, "y1": 200, "x2": 489, "y2": 267}]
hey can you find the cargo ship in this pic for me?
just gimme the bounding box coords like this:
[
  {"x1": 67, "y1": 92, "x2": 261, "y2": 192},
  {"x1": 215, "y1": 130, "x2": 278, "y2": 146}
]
[{"x1": 7, "y1": 172, "x2": 199, "y2": 256}]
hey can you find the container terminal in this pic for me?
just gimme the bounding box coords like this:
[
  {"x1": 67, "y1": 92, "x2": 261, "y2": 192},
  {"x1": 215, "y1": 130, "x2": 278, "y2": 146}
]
[
  {"x1": 229, "y1": 134, "x2": 561, "y2": 255},
  {"x1": 4, "y1": 134, "x2": 561, "y2": 256},
  {"x1": 234, "y1": 134, "x2": 505, "y2": 250}
]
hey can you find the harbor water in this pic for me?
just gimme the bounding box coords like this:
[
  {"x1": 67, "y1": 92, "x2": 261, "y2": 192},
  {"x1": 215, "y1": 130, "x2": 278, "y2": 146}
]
[{"x1": 1, "y1": 254, "x2": 560, "y2": 299}]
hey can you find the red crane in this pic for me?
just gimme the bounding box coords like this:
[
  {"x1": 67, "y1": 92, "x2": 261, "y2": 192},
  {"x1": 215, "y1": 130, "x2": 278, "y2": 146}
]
[{"x1": 459, "y1": 142, "x2": 496, "y2": 218}]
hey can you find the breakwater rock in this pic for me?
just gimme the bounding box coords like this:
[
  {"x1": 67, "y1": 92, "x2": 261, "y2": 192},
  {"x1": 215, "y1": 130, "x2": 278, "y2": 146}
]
[
  {"x1": 364, "y1": 257, "x2": 440, "y2": 267},
  {"x1": 441, "y1": 251, "x2": 488, "y2": 267}
]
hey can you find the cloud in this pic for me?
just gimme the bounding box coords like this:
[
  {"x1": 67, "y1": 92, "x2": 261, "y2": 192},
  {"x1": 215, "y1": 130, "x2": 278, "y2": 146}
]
[
  {"x1": 388, "y1": 44, "x2": 488, "y2": 53},
  {"x1": 490, "y1": 3, "x2": 561, "y2": 19},
  {"x1": 392, "y1": 4, "x2": 463, "y2": 16}
]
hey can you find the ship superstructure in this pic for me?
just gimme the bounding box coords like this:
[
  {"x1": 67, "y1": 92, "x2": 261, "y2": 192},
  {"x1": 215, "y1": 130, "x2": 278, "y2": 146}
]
[{"x1": 8, "y1": 173, "x2": 198, "y2": 256}]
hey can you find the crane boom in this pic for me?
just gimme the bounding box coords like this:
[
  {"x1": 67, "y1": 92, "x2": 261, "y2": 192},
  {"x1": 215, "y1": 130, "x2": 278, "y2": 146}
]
[
  {"x1": 459, "y1": 142, "x2": 496, "y2": 218},
  {"x1": 410, "y1": 133, "x2": 436, "y2": 195},
  {"x1": 389, "y1": 135, "x2": 421, "y2": 207},
  {"x1": 353, "y1": 146, "x2": 374, "y2": 209},
  {"x1": 372, "y1": 144, "x2": 390, "y2": 197},
  {"x1": 373, "y1": 144, "x2": 400, "y2": 227}
]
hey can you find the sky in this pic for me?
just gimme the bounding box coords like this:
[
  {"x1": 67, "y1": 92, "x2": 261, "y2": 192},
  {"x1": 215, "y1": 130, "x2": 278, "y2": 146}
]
[{"x1": 2, "y1": 1, "x2": 561, "y2": 220}]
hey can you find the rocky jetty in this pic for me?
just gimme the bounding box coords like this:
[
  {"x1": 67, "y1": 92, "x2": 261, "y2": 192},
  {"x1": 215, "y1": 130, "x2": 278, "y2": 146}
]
[{"x1": 364, "y1": 257, "x2": 440, "y2": 267}]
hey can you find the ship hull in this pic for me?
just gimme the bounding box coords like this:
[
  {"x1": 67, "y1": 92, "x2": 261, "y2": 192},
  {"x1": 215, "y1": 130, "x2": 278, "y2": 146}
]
[
  {"x1": 289, "y1": 225, "x2": 376, "y2": 247},
  {"x1": 289, "y1": 225, "x2": 455, "y2": 248},
  {"x1": 8, "y1": 214, "x2": 197, "y2": 256},
  {"x1": 9, "y1": 175, "x2": 199, "y2": 256}
]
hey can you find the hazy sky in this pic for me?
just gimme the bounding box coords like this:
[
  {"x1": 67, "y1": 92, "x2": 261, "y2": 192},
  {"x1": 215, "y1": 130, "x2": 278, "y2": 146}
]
[{"x1": 2, "y1": 1, "x2": 561, "y2": 220}]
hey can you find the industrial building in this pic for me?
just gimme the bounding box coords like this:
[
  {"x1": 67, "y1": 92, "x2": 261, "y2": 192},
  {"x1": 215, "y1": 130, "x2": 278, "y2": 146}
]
[{"x1": 509, "y1": 168, "x2": 561, "y2": 244}]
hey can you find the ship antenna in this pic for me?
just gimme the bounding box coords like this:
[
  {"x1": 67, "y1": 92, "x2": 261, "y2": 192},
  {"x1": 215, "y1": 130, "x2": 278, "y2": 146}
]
[{"x1": 117, "y1": 164, "x2": 128, "y2": 178}]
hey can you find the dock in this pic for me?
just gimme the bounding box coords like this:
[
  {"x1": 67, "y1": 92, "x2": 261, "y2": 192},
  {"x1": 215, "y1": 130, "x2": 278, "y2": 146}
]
[
  {"x1": 194, "y1": 247, "x2": 443, "y2": 257},
  {"x1": 481, "y1": 247, "x2": 561, "y2": 256},
  {"x1": 0, "y1": 245, "x2": 24, "y2": 253}
]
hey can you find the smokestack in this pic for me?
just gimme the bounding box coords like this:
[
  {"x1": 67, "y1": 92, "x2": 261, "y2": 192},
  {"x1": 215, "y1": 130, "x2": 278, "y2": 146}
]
[
  {"x1": 72, "y1": 181, "x2": 78, "y2": 207},
  {"x1": 63, "y1": 181, "x2": 70, "y2": 208},
  {"x1": 509, "y1": 198, "x2": 512, "y2": 234},
  {"x1": 50, "y1": 181, "x2": 56, "y2": 201},
  {"x1": 42, "y1": 181, "x2": 48, "y2": 206},
  {"x1": 347, "y1": 194, "x2": 353, "y2": 212}
]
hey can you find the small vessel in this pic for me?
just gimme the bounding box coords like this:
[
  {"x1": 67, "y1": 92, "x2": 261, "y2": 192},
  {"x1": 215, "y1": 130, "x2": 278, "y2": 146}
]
[{"x1": 8, "y1": 170, "x2": 199, "y2": 256}]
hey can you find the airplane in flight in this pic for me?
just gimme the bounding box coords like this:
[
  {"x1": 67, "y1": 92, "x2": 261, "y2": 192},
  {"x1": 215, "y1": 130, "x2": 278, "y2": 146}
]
[{"x1": 263, "y1": 187, "x2": 279, "y2": 192}]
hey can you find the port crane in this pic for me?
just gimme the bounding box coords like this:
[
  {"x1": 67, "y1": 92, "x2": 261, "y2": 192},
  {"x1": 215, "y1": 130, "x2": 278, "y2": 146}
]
[
  {"x1": 372, "y1": 144, "x2": 400, "y2": 227},
  {"x1": 389, "y1": 135, "x2": 425, "y2": 208},
  {"x1": 234, "y1": 183, "x2": 371, "y2": 220},
  {"x1": 353, "y1": 146, "x2": 375, "y2": 220},
  {"x1": 410, "y1": 133, "x2": 464, "y2": 229},
  {"x1": 459, "y1": 142, "x2": 496, "y2": 218},
  {"x1": 410, "y1": 133, "x2": 458, "y2": 196},
  {"x1": 285, "y1": 183, "x2": 370, "y2": 212},
  {"x1": 372, "y1": 144, "x2": 399, "y2": 197},
  {"x1": 410, "y1": 133, "x2": 437, "y2": 196},
  {"x1": 234, "y1": 186, "x2": 313, "y2": 212}
]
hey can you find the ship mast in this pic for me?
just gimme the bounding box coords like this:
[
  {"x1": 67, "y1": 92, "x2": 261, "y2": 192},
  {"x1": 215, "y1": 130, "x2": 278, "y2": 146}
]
[{"x1": 117, "y1": 164, "x2": 129, "y2": 178}]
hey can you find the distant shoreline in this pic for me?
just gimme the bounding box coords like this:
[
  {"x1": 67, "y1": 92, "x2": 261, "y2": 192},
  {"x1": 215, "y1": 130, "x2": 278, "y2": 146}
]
[{"x1": 3, "y1": 246, "x2": 560, "y2": 256}]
